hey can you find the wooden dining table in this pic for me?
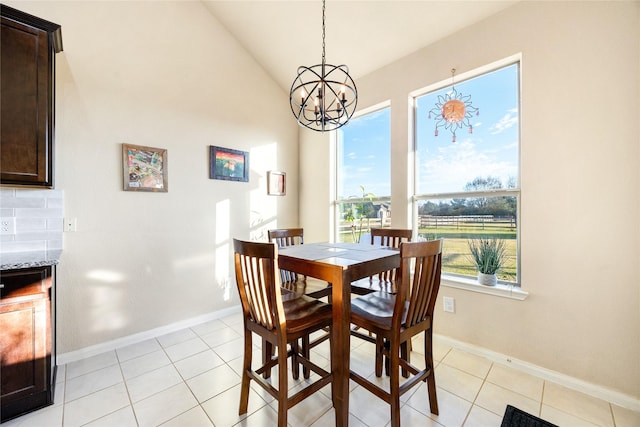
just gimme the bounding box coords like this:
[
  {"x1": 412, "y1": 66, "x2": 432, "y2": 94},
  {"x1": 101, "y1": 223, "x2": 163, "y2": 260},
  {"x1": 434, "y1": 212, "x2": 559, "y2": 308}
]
[{"x1": 277, "y1": 242, "x2": 400, "y2": 427}]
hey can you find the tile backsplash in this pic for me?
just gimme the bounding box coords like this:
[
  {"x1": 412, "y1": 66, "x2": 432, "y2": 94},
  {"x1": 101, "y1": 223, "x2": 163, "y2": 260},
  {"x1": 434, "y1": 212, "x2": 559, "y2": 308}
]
[{"x1": 0, "y1": 188, "x2": 64, "y2": 254}]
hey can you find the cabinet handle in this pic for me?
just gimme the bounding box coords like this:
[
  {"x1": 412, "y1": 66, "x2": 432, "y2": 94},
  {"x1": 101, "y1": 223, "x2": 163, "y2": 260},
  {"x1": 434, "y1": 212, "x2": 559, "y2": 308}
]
[{"x1": 0, "y1": 284, "x2": 4, "y2": 288}]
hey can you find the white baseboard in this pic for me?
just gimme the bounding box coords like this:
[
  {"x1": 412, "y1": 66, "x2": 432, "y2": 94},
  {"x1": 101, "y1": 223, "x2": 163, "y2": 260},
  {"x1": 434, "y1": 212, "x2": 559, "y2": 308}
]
[
  {"x1": 56, "y1": 309, "x2": 638, "y2": 412},
  {"x1": 434, "y1": 334, "x2": 640, "y2": 412},
  {"x1": 56, "y1": 305, "x2": 241, "y2": 366}
]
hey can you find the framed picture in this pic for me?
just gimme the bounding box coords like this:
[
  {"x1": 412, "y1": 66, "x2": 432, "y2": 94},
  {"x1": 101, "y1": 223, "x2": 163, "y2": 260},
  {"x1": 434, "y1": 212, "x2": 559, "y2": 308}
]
[
  {"x1": 210, "y1": 146, "x2": 249, "y2": 182},
  {"x1": 267, "y1": 171, "x2": 286, "y2": 196},
  {"x1": 122, "y1": 143, "x2": 168, "y2": 192}
]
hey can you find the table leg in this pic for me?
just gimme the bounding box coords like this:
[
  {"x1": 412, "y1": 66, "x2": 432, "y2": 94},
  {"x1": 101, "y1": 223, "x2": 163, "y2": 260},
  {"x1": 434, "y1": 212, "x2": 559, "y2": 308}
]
[{"x1": 332, "y1": 269, "x2": 350, "y2": 427}]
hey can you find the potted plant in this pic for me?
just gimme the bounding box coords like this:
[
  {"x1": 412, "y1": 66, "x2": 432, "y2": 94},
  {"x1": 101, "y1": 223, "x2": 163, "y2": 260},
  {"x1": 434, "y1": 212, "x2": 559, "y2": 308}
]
[{"x1": 467, "y1": 237, "x2": 507, "y2": 286}]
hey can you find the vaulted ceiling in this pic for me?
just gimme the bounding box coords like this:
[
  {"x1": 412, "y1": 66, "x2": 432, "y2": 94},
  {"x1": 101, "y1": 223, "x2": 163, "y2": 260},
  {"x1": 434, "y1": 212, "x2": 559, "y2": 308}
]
[{"x1": 203, "y1": 1, "x2": 519, "y2": 91}]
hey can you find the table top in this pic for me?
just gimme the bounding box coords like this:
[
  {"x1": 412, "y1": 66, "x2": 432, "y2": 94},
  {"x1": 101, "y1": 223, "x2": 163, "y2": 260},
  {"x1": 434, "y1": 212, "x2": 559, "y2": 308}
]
[{"x1": 278, "y1": 242, "x2": 398, "y2": 267}]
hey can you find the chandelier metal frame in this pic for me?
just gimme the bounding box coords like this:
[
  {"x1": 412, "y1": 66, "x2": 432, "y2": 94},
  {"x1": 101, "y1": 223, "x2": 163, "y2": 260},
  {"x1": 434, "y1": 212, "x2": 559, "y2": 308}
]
[{"x1": 289, "y1": 0, "x2": 358, "y2": 132}]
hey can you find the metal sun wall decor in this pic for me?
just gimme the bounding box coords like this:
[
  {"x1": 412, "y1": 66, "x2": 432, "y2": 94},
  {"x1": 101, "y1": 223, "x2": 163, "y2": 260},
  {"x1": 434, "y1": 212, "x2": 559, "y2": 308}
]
[
  {"x1": 428, "y1": 68, "x2": 479, "y2": 142},
  {"x1": 289, "y1": 0, "x2": 357, "y2": 132}
]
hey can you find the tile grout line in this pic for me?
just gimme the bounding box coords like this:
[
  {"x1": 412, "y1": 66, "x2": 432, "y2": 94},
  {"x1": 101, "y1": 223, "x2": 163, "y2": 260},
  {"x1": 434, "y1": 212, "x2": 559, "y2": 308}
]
[
  {"x1": 113, "y1": 344, "x2": 141, "y2": 427},
  {"x1": 185, "y1": 325, "x2": 220, "y2": 427},
  {"x1": 61, "y1": 363, "x2": 68, "y2": 426},
  {"x1": 539, "y1": 380, "x2": 546, "y2": 418}
]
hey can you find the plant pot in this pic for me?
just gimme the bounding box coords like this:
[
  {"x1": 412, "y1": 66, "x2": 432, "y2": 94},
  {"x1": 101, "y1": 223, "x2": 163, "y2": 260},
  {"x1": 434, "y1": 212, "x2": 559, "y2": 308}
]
[{"x1": 477, "y1": 272, "x2": 497, "y2": 286}]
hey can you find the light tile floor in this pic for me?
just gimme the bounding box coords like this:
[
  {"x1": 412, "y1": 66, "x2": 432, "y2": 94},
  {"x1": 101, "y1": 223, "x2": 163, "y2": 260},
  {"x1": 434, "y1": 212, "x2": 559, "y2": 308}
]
[{"x1": 4, "y1": 312, "x2": 639, "y2": 427}]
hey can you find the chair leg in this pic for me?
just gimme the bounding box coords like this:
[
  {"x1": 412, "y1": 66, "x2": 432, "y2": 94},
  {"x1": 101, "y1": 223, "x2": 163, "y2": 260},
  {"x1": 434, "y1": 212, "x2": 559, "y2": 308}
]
[
  {"x1": 389, "y1": 341, "x2": 401, "y2": 427},
  {"x1": 400, "y1": 341, "x2": 409, "y2": 378},
  {"x1": 291, "y1": 340, "x2": 300, "y2": 380},
  {"x1": 277, "y1": 341, "x2": 289, "y2": 427},
  {"x1": 302, "y1": 335, "x2": 311, "y2": 379},
  {"x1": 425, "y1": 330, "x2": 439, "y2": 415},
  {"x1": 239, "y1": 331, "x2": 253, "y2": 415},
  {"x1": 375, "y1": 336, "x2": 384, "y2": 377},
  {"x1": 384, "y1": 340, "x2": 391, "y2": 377},
  {"x1": 262, "y1": 339, "x2": 274, "y2": 379}
]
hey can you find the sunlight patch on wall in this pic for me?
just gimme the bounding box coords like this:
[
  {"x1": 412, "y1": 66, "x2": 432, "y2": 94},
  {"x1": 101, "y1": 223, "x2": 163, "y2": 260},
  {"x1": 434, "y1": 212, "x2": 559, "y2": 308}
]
[
  {"x1": 250, "y1": 142, "x2": 278, "y2": 240},
  {"x1": 215, "y1": 199, "x2": 231, "y2": 244},
  {"x1": 90, "y1": 284, "x2": 127, "y2": 332},
  {"x1": 86, "y1": 269, "x2": 124, "y2": 283},
  {"x1": 173, "y1": 253, "x2": 215, "y2": 271},
  {"x1": 216, "y1": 243, "x2": 231, "y2": 300}
]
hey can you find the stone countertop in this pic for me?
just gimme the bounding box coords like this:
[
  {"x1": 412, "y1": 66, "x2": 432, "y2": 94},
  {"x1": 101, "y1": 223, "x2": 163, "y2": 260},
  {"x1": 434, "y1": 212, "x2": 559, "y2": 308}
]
[{"x1": 0, "y1": 250, "x2": 62, "y2": 270}]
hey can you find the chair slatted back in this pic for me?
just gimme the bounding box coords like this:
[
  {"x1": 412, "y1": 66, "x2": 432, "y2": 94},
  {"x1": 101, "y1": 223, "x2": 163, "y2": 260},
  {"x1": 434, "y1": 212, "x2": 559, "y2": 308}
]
[
  {"x1": 370, "y1": 228, "x2": 412, "y2": 283},
  {"x1": 268, "y1": 228, "x2": 304, "y2": 283},
  {"x1": 234, "y1": 239, "x2": 284, "y2": 331},
  {"x1": 396, "y1": 240, "x2": 443, "y2": 328}
]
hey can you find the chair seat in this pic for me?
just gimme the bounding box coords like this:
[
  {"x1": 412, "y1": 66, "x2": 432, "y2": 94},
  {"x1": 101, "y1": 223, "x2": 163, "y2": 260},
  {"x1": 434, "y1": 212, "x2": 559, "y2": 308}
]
[
  {"x1": 283, "y1": 295, "x2": 332, "y2": 335},
  {"x1": 282, "y1": 277, "x2": 332, "y2": 299},
  {"x1": 350, "y1": 277, "x2": 397, "y2": 295},
  {"x1": 351, "y1": 292, "x2": 408, "y2": 330}
]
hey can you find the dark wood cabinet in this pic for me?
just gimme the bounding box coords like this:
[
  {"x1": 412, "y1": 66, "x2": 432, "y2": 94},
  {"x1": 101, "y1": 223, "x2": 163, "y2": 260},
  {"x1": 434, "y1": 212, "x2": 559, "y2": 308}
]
[
  {"x1": 0, "y1": 5, "x2": 62, "y2": 188},
  {"x1": 0, "y1": 266, "x2": 56, "y2": 422}
]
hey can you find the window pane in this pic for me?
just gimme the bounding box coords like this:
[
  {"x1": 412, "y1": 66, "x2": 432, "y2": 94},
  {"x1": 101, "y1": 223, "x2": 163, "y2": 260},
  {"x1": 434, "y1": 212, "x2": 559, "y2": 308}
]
[
  {"x1": 416, "y1": 197, "x2": 517, "y2": 282},
  {"x1": 336, "y1": 199, "x2": 391, "y2": 243},
  {"x1": 337, "y1": 107, "x2": 391, "y2": 199},
  {"x1": 416, "y1": 64, "x2": 519, "y2": 195}
]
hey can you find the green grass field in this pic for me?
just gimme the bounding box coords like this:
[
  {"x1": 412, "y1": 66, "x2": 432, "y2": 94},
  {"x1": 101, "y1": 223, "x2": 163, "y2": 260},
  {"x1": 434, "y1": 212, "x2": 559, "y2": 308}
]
[{"x1": 338, "y1": 222, "x2": 517, "y2": 282}]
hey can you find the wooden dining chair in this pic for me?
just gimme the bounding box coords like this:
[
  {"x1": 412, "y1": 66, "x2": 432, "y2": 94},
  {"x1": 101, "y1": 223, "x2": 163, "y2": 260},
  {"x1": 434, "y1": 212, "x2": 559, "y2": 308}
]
[
  {"x1": 350, "y1": 228, "x2": 412, "y2": 295},
  {"x1": 267, "y1": 228, "x2": 331, "y2": 379},
  {"x1": 349, "y1": 239, "x2": 443, "y2": 427},
  {"x1": 268, "y1": 228, "x2": 331, "y2": 299},
  {"x1": 233, "y1": 239, "x2": 334, "y2": 427}
]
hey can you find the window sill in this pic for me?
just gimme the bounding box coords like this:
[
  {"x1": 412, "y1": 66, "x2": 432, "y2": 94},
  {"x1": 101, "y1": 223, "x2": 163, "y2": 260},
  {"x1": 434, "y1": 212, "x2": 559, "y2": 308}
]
[{"x1": 441, "y1": 275, "x2": 528, "y2": 300}]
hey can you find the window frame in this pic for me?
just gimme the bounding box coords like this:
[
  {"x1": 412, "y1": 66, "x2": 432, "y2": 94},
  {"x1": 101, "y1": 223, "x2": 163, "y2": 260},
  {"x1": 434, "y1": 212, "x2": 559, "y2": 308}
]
[{"x1": 411, "y1": 57, "x2": 522, "y2": 290}]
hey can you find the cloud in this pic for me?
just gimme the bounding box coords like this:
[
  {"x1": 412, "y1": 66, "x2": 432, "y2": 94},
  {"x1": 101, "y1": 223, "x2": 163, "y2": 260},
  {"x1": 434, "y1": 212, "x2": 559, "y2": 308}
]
[
  {"x1": 419, "y1": 139, "x2": 517, "y2": 193},
  {"x1": 489, "y1": 108, "x2": 518, "y2": 135}
]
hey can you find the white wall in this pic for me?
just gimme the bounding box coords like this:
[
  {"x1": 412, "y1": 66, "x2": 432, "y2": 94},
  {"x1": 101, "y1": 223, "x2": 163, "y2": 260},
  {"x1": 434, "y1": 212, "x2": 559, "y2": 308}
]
[
  {"x1": 301, "y1": 1, "x2": 640, "y2": 400},
  {"x1": 5, "y1": 1, "x2": 299, "y2": 353}
]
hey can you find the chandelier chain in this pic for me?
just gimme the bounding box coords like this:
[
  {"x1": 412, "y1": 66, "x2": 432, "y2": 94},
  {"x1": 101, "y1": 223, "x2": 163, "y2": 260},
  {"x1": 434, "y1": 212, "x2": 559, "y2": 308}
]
[{"x1": 321, "y1": 0, "x2": 326, "y2": 66}]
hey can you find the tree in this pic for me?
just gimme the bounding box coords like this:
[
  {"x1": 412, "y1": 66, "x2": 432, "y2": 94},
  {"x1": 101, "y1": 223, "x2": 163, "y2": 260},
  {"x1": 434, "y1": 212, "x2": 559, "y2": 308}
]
[
  {"x1": 464, "y1": 176, "x2": 504, "y2": 191},
  {"x1": 464, "y1": 176, "x2": 503, "y2": 210}
]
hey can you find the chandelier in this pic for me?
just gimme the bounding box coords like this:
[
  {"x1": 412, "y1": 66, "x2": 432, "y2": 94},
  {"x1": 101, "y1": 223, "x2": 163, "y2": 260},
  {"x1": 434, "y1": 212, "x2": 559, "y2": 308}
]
[
  {"x1": 428, "y1": 68, "x2": 479, "y2": 142},
  {"x1": 289, "y1": 0, "x2": 357, "y2": 132}
]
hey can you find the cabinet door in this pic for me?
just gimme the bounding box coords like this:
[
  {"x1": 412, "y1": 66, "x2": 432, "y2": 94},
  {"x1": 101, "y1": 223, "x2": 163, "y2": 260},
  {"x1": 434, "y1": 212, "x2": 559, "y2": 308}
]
[
  {"x1": 0, "y1": 15, "x2": 53, "y2": 187},
  {"x1": 0, "y1": 299, "x2": 48, "y2": 402},
  {"x1": 0, "y1": 267, "x2": 52, "y2": 417}
]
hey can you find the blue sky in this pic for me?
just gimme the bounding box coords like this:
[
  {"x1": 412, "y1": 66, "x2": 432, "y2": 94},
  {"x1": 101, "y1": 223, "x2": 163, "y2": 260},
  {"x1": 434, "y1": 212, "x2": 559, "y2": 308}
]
[
  {"x1": 337, "y1": 107, "x2": 391, "y2": 199},
  {"x1": 337, "y1": 63, "x2": 519, "y2": 198}
]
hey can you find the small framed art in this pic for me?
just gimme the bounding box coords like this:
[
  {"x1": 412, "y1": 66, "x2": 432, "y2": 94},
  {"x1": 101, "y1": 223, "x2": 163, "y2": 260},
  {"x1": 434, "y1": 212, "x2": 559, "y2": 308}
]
[
  {"x1": 122, "y1": 143, "x2": 168, "y2": 192},
  {"x1": 210, "y1": 146, "x2": 249, "y2": 182},
  {"x1": 267, "y1": 171, "x2": 286, "y2": 196}
]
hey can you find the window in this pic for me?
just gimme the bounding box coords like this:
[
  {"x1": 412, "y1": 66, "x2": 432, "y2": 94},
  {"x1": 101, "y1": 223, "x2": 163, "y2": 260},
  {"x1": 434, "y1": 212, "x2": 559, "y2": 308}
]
[
  {"x1": 335, "y1": 106, "x2": 391, "y2": 243},
  {"x1": 414, "y1": 62, "x2": 520, "y2": 285}
]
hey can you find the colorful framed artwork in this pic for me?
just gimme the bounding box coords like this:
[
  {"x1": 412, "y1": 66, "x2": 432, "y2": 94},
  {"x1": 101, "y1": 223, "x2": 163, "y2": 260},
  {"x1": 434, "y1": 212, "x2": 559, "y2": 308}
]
[
  {"x1": 267, "y1": 171, "x2": 286, "y2": 196},
  {"x1": 122, "y1": 143, "x2": 168, "y2": 192},
  {"x1": 210, "y1": 146, "x2": 249, "y2": 182}
]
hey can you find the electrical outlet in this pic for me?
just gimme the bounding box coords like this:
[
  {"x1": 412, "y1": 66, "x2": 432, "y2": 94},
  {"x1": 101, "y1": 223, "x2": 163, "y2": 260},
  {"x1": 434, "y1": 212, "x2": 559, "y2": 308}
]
[
  {"x1": 0, "y1": 218, "x2": 16, "y2": 235},
  {"x1": 64, "y1": 217, "x2": 77, "y2": 232},
  {"x1": 443, "y1": 296, "x2": 455, "y2": 313}
]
